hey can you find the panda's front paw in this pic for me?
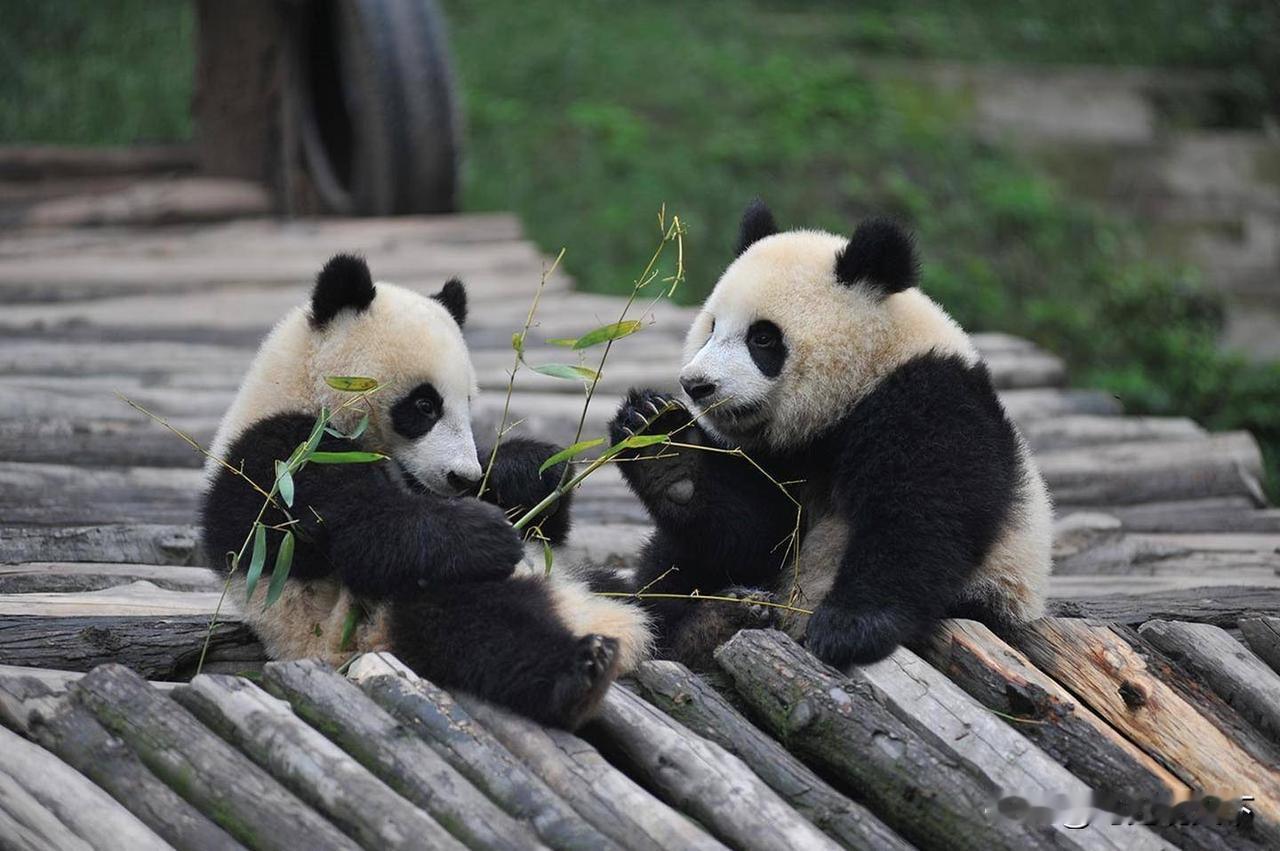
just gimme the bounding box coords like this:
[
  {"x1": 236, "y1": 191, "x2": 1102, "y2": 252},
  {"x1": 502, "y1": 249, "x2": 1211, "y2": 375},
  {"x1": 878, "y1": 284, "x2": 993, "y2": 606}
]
[
  {"x1": 608, "y1": 388, "x2": 694, "y2": 447},
  {"x1": 436, "y1": 499, "x2": 524, "y2": 584},
  {"x1": 722, "y1": 586, "x2": 783, "y2": 628},
  {"x1": 802, "y1": 601, "x2": 917, "y2": 669}
]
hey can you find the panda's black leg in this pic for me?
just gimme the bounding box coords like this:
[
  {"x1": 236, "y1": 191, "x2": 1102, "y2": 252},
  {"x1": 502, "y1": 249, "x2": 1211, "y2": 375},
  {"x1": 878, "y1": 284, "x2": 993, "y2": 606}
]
[
  {"x1": 473, "y1": 437, "x2": 574, "y2": 544},
  {"x1": 388, "y1": 577, "x2": 619, "y2": 730}
]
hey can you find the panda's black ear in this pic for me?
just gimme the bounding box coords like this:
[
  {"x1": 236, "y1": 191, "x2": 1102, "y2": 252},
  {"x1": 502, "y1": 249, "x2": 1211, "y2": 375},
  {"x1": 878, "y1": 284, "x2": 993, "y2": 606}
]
[
  {"x1": 835, "y1": 218, "x2": 918, "y2": 296},
  {"x1": 432, "y1": 277, "x2": 467, "y2": 328},
  {"x1": 735, "y1": 198, "x2": 780, "y2": 257},
  {"x1": 311, "y1": 254, "x2": 375, "y2": 327}
]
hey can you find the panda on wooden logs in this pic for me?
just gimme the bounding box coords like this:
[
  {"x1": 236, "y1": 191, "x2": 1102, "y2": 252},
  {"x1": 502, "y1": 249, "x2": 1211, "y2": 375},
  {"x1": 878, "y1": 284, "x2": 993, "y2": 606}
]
[
  {"x1": 202, "y1": 255, "x2": 650, "y2": 729},
  {"x1": 608, "y1": 200, "x2": 1052, "y2": 670}
]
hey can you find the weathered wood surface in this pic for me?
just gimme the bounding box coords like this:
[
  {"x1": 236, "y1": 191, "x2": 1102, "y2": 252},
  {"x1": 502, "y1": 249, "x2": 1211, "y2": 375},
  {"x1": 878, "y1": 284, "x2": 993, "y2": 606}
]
[
  {"x1": 458, "y1": 694, "x2": 727, "y2": 851},
  {"x1": 630, "y1": 659, "x2": 913, "y2": 851},
  {"x1": 173, "y1": 673, "x2": 468, "y2": 851},
  {"x1": 0, "y1": 524, "x2": 199, "y2": 566},
  {"x1": 715, "y1": 629, "x2": 1060, "y2": 851},
  {"x1": 1079, "y1": 498, "x2": 1280, "y2": 533},
  {"x1": 71, "y1": 664, "x2": 359, "y2": 851},
  {"x1": 0, "y1": 723, "x2": 169, "y2": 851},
  {"x1": 1011, "y1": 618, "x2": 1280, "y2": 840},
  {"x1": 349, "y1": 653, "x2": 623, "y2": 851},
  {"x1": 0, "y1": 563, "x2": 221, "y2": 594},
  {"x1": 1138, "y1": 619, "x2": 1280, "y2": 743},
  {"x1": 1239, "y1": 617, "x2": 1280, "y2": 674},
  {"x1": 261, "y1": 659, "x2": 545, "y2": 851},
  {"x1": 596, "y1": 684, "x2": 841, "y2": 851},
  {"x1": 1048, "y1": 586, "x2": 1280, "y2": 629}
]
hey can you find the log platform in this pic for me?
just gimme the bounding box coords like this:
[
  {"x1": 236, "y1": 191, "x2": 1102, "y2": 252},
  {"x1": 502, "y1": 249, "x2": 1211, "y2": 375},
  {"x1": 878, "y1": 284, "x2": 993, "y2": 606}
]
[{"x1": 2, "y1": 213, "x2": 1279, "y2": 849}]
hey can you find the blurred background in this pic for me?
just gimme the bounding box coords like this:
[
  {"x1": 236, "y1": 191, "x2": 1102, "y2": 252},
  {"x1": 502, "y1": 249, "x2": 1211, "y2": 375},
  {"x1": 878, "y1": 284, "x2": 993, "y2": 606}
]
[{"x1": 1, "y1": 0, "x2": 1277, "y2": 493}]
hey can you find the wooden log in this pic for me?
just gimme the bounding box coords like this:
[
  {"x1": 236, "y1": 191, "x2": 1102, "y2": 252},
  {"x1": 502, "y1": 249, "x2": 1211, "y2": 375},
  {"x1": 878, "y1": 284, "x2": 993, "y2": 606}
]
[
  {"x1": 1239, "y1": 617, "x2": 1280, "y2": 674},
  {"x1": 1010, "y1": 619, "x2": 1280, "y2": 841},
  {"x1": 0, "y1": 772, "x2": 93, "y2": 851},
  {"x1": 72, "y1": 664, "x2": 358, "y2": 851},
  {"x1": 260, "y1": 659, "x2": 545, "y2": 851},
  {"x1": 20, "y1": 177, "x2": 272, "y2": 229},
  {"x1": 714, "y1": 629, "x2": 1061, "y2": 851},
  {"x1": 630, "y1": 659, "x2": 912, "y2": 851},
  {"x1": 0, "y1": 724, "x2": 168, "y2": 850},
  {"x1": 0, "y1": 563, "x2": 221, "y2": 594},
  {"x1": 1052, "y1": 529, "x2": 1280, "y2": 577},
  {"x1": 349, "y1": 655, "x2": 621, "y2": 851},
  {"x1": 998, "y1": 388, "x2": 1122, "y2": 420},
  {"x1": 1075, "y1": 498, "x2": 1280, "y2": 534},
  {"x1": 1021, "y1": 415, "x2": 1204, "y2": 452},
  {"x1": 1050, "y1": 575, "x2": 1280, "y2": 598},
  {"x1": 172, "y1": 673, "x2": 465, "y2": 851},
  {"x1": 0, "y1": 524, "x2": 199, "y2": 567},
  {"x1": 1037, "y1": 433, "x2": 1266, "y2": 506},
  {"x1": 1138, "y1": 620, "x2": 1280, "y2": 743},
  {"x1": 0, "y1": 462, "x2": 203, "y2": 526},
  {"x1": 1048, "y1": 586, "x2": 1280, "y2": 629},
  {"x1": 595, "y1": 685, "x2": 841, "y2": 851},
  {"x1": 0, "y1": 614, "x2": 259, "y2": 679},
  {"x1": 457, "y1": 694, "x2": 726, "y2": 851},
  {"x1": 857, "y1": 646, "x2": 1165, "y2": 851},
  {"x1": 0, "y1": 582, "x2": 226, "y2": 616},
  {"x1": 0, "y1": 143, "x2": 196, "y2": 179},
  {"x1": 980, "y1": 350, "x2": 1065, "y2": 389}
]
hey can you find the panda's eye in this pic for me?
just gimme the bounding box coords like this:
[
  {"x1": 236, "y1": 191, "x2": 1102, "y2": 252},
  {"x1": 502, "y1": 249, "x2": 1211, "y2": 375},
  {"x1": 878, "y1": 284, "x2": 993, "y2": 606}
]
[
  {"x1": 748, "y1": 324, "x2": 779, "y2": 348},
  {"x1": 414, "y1": 396, "x2": 438, "y2": 417}
]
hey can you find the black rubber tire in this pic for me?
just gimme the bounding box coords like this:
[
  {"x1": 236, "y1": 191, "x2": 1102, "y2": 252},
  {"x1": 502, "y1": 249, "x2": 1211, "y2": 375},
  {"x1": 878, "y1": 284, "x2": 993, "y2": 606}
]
[{"x1": 292, "y1": 0, "x2": 461, "y2": 214}]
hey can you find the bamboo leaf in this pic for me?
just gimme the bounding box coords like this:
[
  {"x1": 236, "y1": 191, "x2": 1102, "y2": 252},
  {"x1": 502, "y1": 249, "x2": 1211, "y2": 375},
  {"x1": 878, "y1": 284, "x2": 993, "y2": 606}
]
[
  {"x1": 339, "y1": 606, "x2": 362, "y2": 652},
  {"x1": 325, "y1": 376, "x2": 379, "y2": 392},
  {"x1": 622, "y1": 433, "x2": 670, "y2": 448},
  {"x1": 323, "y1": 413, "x2": 369, "y2": 441},
  {"x1": 274, "y1": 460, "x2": 294, "y2": 507},
  {"x1": 545, "y1": 337, "x2": 578, "y2": 347},
  {"x1": 308, "y1": 450, "x2": 387, "y2": 464},
  {"x1": 572, "y1": 320, "x2": 642, "y2": 349},
  {"x1": 303, "y1": 409, "x2": 328, "y2": 456},
  {"x1": 511, "y1": 332, "x2": 525, "y2": 354},
  {"x1": 263, "y1": 531, "x2": 294, "y2": 610},
  {"x1": 543, "y1": 539, "x2": 553, "y2": 577},
  {"x1": 532, "y1": 363, "x2": 599, "y2": 382},
  {"x1": 537, "y1": 438, "x2": 605, "y2": 474},
  {"x1": 244, "y1": 523, "x2": 267, "y2": 602}
]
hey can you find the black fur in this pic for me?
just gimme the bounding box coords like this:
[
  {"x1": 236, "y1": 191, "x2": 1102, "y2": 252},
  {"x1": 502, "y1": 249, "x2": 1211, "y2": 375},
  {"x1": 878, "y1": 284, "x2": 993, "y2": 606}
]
[
  {"x1": 834, "y1": 218, "x2": 919, "y2": 296},
  {"x1": 311, "y1": 254, "x2": 376, "y2": 328},
  {"x1": 432, "y1": 277, "x2": 467, "y2": 327},
  {"x1": 736, "y1": 198, "x2": 780, "y2": 256},
  {"x1": 390, "y1": 382, "x2": 444, "y2": 440},
  {"x1": 745, "y1": 319, "x2": 787, "y2": 377},
  {"x1": 473, "y1": 437, "x2": 574, "y2": 545},
  {"x1": 612, "y1": 353, "x2": 1020, "y2": 670}
]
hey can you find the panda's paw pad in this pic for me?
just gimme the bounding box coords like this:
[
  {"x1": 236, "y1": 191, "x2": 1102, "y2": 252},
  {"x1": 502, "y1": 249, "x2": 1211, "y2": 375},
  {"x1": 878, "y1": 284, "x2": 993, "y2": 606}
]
[
  {"x1": 722, "y1": 586, "x2": 782, "y2": 627},
  {"x1": 610, "y1": 389, "x2": 688, "y2": 445},
  {"x1": 551, "y1": 634, "x2": 621, "y2": 730}
]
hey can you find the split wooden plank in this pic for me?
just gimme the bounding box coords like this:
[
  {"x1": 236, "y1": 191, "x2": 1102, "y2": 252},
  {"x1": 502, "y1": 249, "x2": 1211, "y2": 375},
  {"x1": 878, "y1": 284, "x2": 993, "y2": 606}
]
[
  {"x1": 261, "y1": 659, "x2": 549, "y2": 851},
  {"x1": 595, "y1": 684, "x2": 841, "y2": 851},
  {"x1": 1239, "y1": 617, "x2": 1280, "y2": 674},
  {"x1": 72, "y1": 664, "x2": 359, "y2": 851},
  {"x1": 714, "y1": 629, "x2": 1063, "y2": 851},
  {"x1": 629, "y1": 660, "x2": 914, "y2": 851},
  {"x1": 349, "y1": 654, "x2": 623, "y2": 851},
  {"x1": 172, "y1": 673, "x2": 468, "y2": 851},
  {"x1": 1020, "y1": 415, "x2": 1205, "y2": 452},
  {"x1": 1048, "y1": 586, "x2": 1280, "y2": 629},
  {"x1": 457, "y1": 693, "x2": 727, "y2": 851},
  {"x1": 0, "y1": 723, "x2": 169, "y2": 850},
  {"x1": 0, "y1": 524, "x2": 199, "y2": 566},
  {"x1": 1010, "y1": 618, "x2": 1280, "y2": 841},
  {"x1": 1094, "y1": 499, "x2": 1280, "y2": 534},
  {"x1": 0, "y1": 582, "x2": 226, "y2": 616},
  {"x1": 1137, "y1": 620, "x2": 1280, "y2": 743},
  {"x1": 0, "y1": 563, "x2": 221, "y2": 594},
  {"x1": 0, "y1": 613, "x2": 258, "y2": 679},
  {"x1": 0, "y1": 669, "x2": 245, "y2": 851}
]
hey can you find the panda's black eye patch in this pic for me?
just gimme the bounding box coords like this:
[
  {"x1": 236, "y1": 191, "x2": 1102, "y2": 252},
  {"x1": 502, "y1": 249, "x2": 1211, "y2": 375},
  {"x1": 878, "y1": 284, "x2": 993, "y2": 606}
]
[
  {"x1": 391, "y1": 382, "x2": 444, "y2": 439},
  {"x1": 746, "y1": 320, "x2": 786, "y2": 377}
]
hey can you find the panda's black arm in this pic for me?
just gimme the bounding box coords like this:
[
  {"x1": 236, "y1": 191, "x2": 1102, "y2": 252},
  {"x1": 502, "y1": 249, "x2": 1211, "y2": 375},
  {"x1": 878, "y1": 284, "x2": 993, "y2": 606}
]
[
  {"x1": 472, "y1": 436, "x2": 573, "y2": 545},
  {"x1": 804, "y1": 356, "x2": 1021, "y2": 668},
  {"x1": 202, "y1": 413, "x2": 523, "y2": 598}
]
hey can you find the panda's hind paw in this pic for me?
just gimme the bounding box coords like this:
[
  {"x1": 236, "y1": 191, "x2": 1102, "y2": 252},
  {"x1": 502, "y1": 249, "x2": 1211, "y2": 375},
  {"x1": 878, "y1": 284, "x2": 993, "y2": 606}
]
[{"x1": 550, "y1": 634, "x2": 621, "y2": 730}]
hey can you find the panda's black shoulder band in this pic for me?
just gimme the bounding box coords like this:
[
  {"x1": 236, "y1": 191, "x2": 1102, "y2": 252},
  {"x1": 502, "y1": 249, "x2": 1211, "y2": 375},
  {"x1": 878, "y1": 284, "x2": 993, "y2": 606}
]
[
  {"x1": 835, "y1": 218, "x2": 919, "y2": 296},
  {"x1": 311, "y1": 254, "x2": 376, "y2": 328}
]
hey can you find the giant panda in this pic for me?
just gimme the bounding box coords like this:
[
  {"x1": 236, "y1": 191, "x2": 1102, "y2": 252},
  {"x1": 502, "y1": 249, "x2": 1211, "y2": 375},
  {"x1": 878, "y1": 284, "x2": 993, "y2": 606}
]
[
  {"x1": 203, "y1": 254, "x2": 650, "y2": 729},
  {"x1": 609, "y1": 199, "x2": 1052, "y2": 670}
]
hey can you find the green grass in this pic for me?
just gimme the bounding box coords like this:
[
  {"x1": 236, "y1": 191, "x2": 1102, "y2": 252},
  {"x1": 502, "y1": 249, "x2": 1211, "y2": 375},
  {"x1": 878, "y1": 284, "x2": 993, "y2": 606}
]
[{"x1": 1, "y1": 0, "x2": 1277, "y2": 495}]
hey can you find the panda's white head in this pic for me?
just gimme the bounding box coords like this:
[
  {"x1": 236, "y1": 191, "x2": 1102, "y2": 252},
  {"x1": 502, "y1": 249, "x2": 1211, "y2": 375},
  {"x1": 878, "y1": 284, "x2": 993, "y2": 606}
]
[
  {"x1": 679, "y1": 200, "x2": 977, "y2": 451},
  {"x1": 210, "y1": 255, "x2": 483, "y2": 497}
]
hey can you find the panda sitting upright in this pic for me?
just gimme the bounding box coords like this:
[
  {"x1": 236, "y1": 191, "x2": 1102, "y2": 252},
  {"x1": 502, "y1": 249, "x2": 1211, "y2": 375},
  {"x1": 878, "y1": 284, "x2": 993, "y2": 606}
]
[
  {"x1": 203, "y1": 254, "x2": 650, "y2": 729},
  {"x1": 609, "y1": 200, "x2": 1052, "y2": 669}
]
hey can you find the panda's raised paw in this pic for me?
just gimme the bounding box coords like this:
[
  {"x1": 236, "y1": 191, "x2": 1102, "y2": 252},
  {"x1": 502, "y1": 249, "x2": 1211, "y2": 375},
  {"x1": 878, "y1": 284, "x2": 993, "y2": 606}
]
[
  {"x1": 608, "y1": 388, "x2": 693, "y2": 446},
  {"x1": 802, "y1": 601, "x2": 916, "y2": 669},
  {"x1": 550, "y1": 634, "x2": 621, "y2": 730}
]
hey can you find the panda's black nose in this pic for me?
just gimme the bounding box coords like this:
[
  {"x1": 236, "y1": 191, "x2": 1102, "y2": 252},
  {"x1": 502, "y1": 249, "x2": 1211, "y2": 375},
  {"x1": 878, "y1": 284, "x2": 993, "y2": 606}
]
[
  {"x1": 680, "y1": 376, "x2": 717, "y2": 401},
  {"x1": 447, "y1": 471, "x2": 480, "y2": 494}
]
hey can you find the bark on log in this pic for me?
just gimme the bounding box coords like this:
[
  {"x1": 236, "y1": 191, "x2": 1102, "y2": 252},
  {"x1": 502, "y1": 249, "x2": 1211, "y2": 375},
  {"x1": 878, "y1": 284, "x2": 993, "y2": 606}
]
[
  {"x1": 0, "y1": 773, "x2": 93, "y2": 851},
  {"x1": 172, "y1": 673, "x2": 464, "y2": 851},
  {"x1": 349, "y1": 653, "x2": 622, "y2": 851},
  {"x1": 630, "y1": 659, "x2": 912, "y2": 851},
  {"x1": 1047, "y1": 586, "x2": 1280, "y2": 629},
  {"x1": 1052, "y1": 530, "x2": 1280, "y2": 577},
  {"x1": 1239, "y1": 617, "x2": 1280, "y2": 674},
  {"x1": 0, "y1": 613, "x2": 261, "y2": 679},
  {"x1": 0, "y1": 144, "x2": 196, "y2": 179},
  {"x1": 595, "y1": 684, "x2": 841, "y2": 851},
  {"x1": 1021, "y1": 415, "x2": 1204, "y2": 452},
  {"x1": 1137, "y1": 619, "x2": 1280, "y2": 744},
  {"x1": 0, "y1": 724, "x2": 168, "y2": 850},
  {"x1": 1081, "y1": 499, "x2": 1280, "y2": 534},
  {"x1": 1011, "y1": 619, "x2": 1280, "y2": 842},
  {"x1": 260, "y1": 659, "x2": 543, "y2": 851},
  {"x1": 0, "y1": 563, "x2": 221, "y2": 594},
  {"x1": 457, "y1": 694, "x2": 726, "y2": 851},
  {"x1": 714, "y1": 629, "x2": 1062, "y2": 851},
  {"x1": 71, "y1": 664, "x2": 357, "y2": 851},
  {"x1": 0, "y1": 524, "x2": 199, "y2": 566}
]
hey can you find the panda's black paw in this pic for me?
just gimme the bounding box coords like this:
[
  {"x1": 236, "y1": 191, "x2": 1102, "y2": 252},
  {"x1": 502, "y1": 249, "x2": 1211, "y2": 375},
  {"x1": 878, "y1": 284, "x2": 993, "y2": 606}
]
[
  {"x1": 722, "y1": 586, "x2": 783, "y2": 628},
  {"x1": 802, "y1": 601, "x2": 916, "y2": 669},
  {"x1": 435, "y1": 499, "x2": 524, "y2": 584},
  {"x1": 549, "y1": 634, "x2": 621, "y2": 730},
  {"x1": 609, "y1": 389, "x2": 704, "y2": 509},
  {"x1": 608, "y1": 388, "x2": 694, "y2": 447}
]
